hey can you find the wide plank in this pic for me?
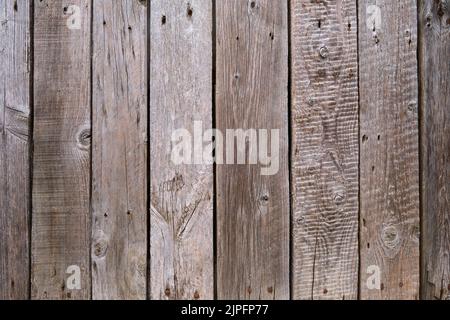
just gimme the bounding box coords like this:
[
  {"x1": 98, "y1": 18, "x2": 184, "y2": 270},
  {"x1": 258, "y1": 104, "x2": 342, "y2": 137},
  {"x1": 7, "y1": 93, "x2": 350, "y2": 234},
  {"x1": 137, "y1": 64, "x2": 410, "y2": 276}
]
[
  {"x1": 216, "y1": 0, "x2": 290, "y2": 299},
  {"x1": 291, "y1": 0, "x2": 360, "y2": 300},
  {"x1": 359, "y1": 0, "x2": 420, "y2": 300},
  {"x1": 0, "y1": 0, "x2": 31, "y2": 300},
  {"x1": 150, "y1": 0, "x2": 214, "y2": 300},
  {"x1": 91, "y1": 0, "x2": 148, "y2": 300},
  {"x1": 32, "y1": 0, "x2": 91, "y2": 300}
]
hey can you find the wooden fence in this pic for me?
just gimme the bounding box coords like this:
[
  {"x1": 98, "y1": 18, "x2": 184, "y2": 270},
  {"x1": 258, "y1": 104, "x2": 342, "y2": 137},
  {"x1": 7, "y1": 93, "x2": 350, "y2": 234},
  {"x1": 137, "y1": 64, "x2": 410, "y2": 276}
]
[{"x1": 0, "y1": 0, "x2": 448, "y2": 300}]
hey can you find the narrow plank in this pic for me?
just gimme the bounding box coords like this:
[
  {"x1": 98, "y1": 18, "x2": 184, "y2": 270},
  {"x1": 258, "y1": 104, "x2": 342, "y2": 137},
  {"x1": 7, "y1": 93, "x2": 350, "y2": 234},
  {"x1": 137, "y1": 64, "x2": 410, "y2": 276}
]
[
  {"x1": 32, "y1": 0, "x2": 91, "y2": 299},
  {"x1": 419, "y1": 0, "x2": 449, "y2": 300},
  {"x1": 150, "y1": 0, "x2": 214, "y2": 299},
  {"x1": 359, "y1": 0, "x2": 420, "y2": 299},
  {"x1": 216, "y1": 0, "x2": 290, "y2": 299},
  {"x1": 91, "y1": 0, "x2": 148, "y2": 300},
  {"x1": 0, "y1": 0, "x2": 31, "y2": 299},
  {"x1": 291, "y1": 0, "x2": 359, "y2": 300}
]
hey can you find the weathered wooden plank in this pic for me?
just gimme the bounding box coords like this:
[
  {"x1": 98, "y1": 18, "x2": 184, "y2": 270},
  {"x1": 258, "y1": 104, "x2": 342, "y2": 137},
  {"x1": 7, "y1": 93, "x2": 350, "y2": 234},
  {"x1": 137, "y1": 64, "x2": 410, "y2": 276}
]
[
  {"x1": 150, "y1": 0, "x2": 214, "y2": 299},
  {"x1": 216, "y1": 0, "x2": 290, "y2": 299},
  {"x1": 359, "y1": 0, "x2": 420, "y2": 299},
  {"x1": 291, "y1": 0, "x2": 359, "y2": 300},
  {"x1": 32, "y1": 0, "x2": 91, "y2": 299},
  {"x1": 419, "y1": 0, "x2": 449, "y2": 301},
  {"x1": 0, "y1": 0, "x2": 31, "y2": 300},
  {"x1": 91, "y1": 0, "x2": 148, "y2": 300}
]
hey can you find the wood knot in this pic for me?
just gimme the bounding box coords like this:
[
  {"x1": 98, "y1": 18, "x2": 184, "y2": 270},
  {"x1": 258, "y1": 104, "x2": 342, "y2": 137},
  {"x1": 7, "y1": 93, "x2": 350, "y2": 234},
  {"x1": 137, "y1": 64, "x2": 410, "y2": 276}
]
[
  {"x1": 93, "y1": 230, "x2": 108, "y2": 258},
  {"x1": 93, "y1": 239, "x2": 108, "y2": 258},
  {"x1": 296, "y1": 217, "x2": 305, "y2": 226},
  {"x1": 381, "y1": 225, "x2": 400, "y2": 249},
  {"x1": 77, "y1": 127, "x2": 91, "y2": 150},
  {"x1": 260, "y1": 194, "x2": 269, "y2": 205},
  {"x1": 319, "y1": 46, "x2": 329, "y2": 59},
  {"x1": 333, "y1": 193, "x2": 345, "y2": 206}
]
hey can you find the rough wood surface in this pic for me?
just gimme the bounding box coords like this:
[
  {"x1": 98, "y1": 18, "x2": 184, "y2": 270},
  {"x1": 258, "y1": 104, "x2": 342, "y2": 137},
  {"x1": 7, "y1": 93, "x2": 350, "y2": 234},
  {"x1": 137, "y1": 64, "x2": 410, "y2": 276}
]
[
  {"x1": 291, "y1": 0, "x2": 359, "y2": 300},
  {"x1": 0, "y1": 0, "x2": 31, "y2": 299},
  {"x1": 419, "y1": 0, "x2": 449, "y2": 301},
  {"x1": 32, "y1": 0, "x2": 91, "y2": 299},
  {"x1": 150, "y1": 0, "x2": 214, "y2": 300},
  {"x1": 91, "y1": 0, "x2": 148, "y2": 300},
  {"x1": 216, "y1": 0, "x2": 290, "y2": 299},
  {"x1": 359, "y1": 0, "x2": 420, "y2": 300}
]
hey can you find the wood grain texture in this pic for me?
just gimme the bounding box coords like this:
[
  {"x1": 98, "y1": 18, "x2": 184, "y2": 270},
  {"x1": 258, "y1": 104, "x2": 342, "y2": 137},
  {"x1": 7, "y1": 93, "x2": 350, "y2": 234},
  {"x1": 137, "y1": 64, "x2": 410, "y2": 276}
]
[
  {"x1": 216, "y1": 0, "x2": 290, "y2": 299},
  {"x1": 150, "y1": 0, "x2": 214, "y2": 300},
  {"x1": 32, "y1": 0, "x2": 91, "y2": 299},
  {"x1": 291, "y1": 0, "x2": 359, "y2": 300},
  {"x1": 92, "y1": 0, "x2": 148, "y2": 300},
  {"x1": 419, "y1": 0, "x2": 449, "y2": 301},
  {"x1": 359, "y1": 0, "x2": 420, "y2": 299},
  {"x1": 0, "y1": 0, "x2": 31, "y2": 299}
]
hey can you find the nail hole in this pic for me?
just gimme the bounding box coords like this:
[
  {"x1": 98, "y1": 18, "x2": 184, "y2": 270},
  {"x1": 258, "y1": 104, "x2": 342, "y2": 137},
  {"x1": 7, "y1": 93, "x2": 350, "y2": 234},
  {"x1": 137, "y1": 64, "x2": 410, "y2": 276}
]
[
  {"x1": 194, "y1": 290, "x2": 200, "y2": 299},
  {"x1": 362, "y1": 135, "x2": 368, "y2": 143},
  {"x1": 187, "y1": 7, "x2": 193, "y2": 17}
]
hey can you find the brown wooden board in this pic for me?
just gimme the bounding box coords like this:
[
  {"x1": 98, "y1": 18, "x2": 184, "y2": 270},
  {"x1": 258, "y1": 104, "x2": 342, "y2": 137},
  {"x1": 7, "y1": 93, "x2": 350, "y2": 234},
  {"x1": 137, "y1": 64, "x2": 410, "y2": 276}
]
[
  {"x1": 32, "y1": 0, "x2": 91, "y2": 300},
  {"x1": 91, "y1": 0, "x2": 148, "y2": 300},
  {"x1": 359, "y1": 0, "x2": 421, "y2": 300},
  {"x1": 419, "y1": 0, "x2": 449, "y2": 301},
  {"x1": 215, "y1": 0, "x2": 290, "y2": 299},
  {"x1": 291, "y1": 0, "x2": 360, "y2": 300},
  {"x1": 0, "y1": 0, "x2": 31, "y2": 300},
  {"x1": 150, "y1": 0, "x2": 214, "y2": 300}
]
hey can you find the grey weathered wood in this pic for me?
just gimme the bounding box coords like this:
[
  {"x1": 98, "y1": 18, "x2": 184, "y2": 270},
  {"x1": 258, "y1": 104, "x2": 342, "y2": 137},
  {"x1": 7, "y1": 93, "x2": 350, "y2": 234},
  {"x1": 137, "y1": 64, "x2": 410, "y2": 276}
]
[
  {"x1": 150, "y1": 0, "x2": 214, "y2": 300},
  {"x1": 0, "y1": 0, "x2": 31, "y2": 300},
  {"x1": 32, "y1": 0, "x2": 91, "y2": 299},
  {"x1": 216, "y1": 0, "x2": 290, "y2": 299},
  {"x1": 291, "y1": 0, "x2": 359, "y2": 300},
  {"x1": 419, "y1": 0, "x2": 449, "y2": 301},
  {"x1": 359, "y1": 0, "x2": 420, "y2": 299},
  {"x1": 91, "y1": 0, "x2": 148, "y2": 300}
]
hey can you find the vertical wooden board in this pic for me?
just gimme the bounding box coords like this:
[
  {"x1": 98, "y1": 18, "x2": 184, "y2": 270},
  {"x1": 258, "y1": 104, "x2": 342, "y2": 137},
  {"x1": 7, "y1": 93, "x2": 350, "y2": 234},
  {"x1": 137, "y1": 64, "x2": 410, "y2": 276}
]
[
  {"x1": 32, "y1": 0, "x2": 91, "y2": 299},
  {"x1": 291, "y1": 0, "x2": 359, "y2": 300},
  {"x1": 91, "y1": 0, "x2": 148, "y2": 300},
  {"x1": 216, "y1": 0, "x2": 290, "y2": 299},
  {"x1": 419, "y1": 0, "x2": 449, "y2": 300},
  {"x1": 150, "y1": 0, "x2": 214, "y2": 299},
  {"x1": 0, "y1": 0, "x2": 31, "y2": 299},
  {"x1": 359, "y1": 0, "x2": 420, "y2": 299}
]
